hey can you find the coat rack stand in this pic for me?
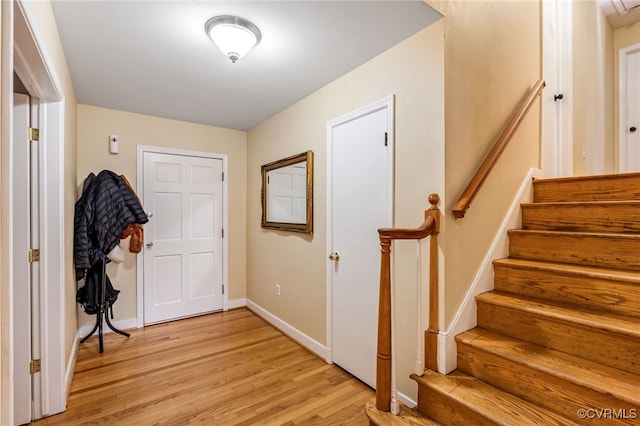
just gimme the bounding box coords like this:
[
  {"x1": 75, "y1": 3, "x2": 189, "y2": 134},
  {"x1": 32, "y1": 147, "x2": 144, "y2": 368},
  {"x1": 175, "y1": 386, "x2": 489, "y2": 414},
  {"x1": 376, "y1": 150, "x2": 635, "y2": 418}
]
[{"x1": 80, "y1": 256, "x2": 130, "y2": 353}]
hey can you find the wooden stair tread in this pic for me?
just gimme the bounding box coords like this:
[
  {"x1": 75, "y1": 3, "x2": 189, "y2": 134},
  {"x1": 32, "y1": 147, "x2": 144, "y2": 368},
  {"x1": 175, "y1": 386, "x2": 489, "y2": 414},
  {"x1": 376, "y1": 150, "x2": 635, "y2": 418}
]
[
  {"x1": 522, "y1": 200, "x2": 640, "y2": 206},
  {"x1": 476, "y1": 291, "x2": 640, "y2": 339},
  {"x1": 413, "y1": 370, "x2": 580, "y2": 426},
  {"x1": 507, "y1": 228, "x2": 640, "y2": 240},
  {"x1": 533, "y1": 172, "x2": 640, "y2": 203},
  {"x1": 507, "y1": 229, "x2": 640, "y2": 271},
  {"x1": 365, "y1": 399, "x2": 440, "y2": 425},
  {"x1": 520, "y1": 201, "x2": 640, "y2": 233},
  {"x1": 493, "y1": 258, "x2": 640, "y2": 283},
  {"x1": 456, "y1": 328, "x2": 640, "y2": 405},
  {"x1": 534, "y1": 172, "x2": 640, "y2": 184}
]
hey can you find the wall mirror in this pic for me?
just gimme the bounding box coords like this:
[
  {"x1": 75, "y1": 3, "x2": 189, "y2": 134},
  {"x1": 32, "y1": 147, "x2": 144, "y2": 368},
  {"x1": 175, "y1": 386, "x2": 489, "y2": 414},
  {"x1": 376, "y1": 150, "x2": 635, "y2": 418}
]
[{"x1": 261, "y1": 151, "x2": 313, "y2": 234}]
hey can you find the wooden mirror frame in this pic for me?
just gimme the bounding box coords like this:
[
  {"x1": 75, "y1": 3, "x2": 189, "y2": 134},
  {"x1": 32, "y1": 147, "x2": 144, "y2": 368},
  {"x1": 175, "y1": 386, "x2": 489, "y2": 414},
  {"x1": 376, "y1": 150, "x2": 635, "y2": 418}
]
[{"x1": 261, "y1": 151, "x2": 314, "y2": 234}]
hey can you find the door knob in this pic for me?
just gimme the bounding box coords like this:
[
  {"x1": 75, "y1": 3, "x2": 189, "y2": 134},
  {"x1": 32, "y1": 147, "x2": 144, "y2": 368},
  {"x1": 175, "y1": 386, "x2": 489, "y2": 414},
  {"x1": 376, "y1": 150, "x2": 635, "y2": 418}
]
[
  {"x1": 631, "y1": 127, "x2": 637, "y2": 133},
  {"x1": 146, "y1": 242, "x2": 154, "y2": 248},
  {"x1": 146, "y1": 211, "x2": 153, "y2": 218},
  {"x1": 329, "y1": 252, "x2": 340, "y2": 261}
]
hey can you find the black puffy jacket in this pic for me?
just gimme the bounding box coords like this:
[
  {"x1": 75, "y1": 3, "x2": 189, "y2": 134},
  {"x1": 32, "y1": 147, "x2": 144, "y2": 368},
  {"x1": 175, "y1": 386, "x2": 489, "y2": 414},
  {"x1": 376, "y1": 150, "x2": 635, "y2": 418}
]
[{"x1": 74, "y1": 170, "x2": 148, "y2": 280}]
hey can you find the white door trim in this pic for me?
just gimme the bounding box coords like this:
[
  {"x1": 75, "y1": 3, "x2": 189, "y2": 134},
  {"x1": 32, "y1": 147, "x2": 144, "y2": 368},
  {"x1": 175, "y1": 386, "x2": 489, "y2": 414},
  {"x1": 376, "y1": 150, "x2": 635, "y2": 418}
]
[
  {"x1": 618, "y1": 43, "x2": 640, "y2": 173},
  {"x1": 136, "y1": 145, "x2": 229, "y2": 329},
  {"x1": 325, "y1": 96, "x2": 395, "y2": 364},
  {"x1": 2, "y1": 0, "x2": 66, "y2": 423}
]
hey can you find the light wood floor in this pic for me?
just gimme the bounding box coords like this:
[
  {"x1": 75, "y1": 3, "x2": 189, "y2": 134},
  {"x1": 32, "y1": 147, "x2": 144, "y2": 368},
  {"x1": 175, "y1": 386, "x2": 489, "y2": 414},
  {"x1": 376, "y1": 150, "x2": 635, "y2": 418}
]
[{"x1": 30, "y1": 308, "x2": 373, "y2": 425}]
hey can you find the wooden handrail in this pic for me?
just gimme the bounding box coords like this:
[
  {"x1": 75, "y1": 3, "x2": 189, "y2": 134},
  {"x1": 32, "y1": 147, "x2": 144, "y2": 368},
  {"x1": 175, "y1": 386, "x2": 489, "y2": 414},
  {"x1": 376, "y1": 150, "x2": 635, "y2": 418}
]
[
  {"x1": 375, "y1": 193, "x2": 440, "y2": 412},
  {"x1": 452, "y1": 79, "x2": 545, "y2": 219}
]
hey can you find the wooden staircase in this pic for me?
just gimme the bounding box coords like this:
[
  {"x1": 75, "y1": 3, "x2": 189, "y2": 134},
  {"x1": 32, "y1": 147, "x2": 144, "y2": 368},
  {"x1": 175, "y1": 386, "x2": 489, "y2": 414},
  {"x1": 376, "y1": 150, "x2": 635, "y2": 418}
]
[{"x1": 369, "y1": 173, "x2": 640, "y2": 425}]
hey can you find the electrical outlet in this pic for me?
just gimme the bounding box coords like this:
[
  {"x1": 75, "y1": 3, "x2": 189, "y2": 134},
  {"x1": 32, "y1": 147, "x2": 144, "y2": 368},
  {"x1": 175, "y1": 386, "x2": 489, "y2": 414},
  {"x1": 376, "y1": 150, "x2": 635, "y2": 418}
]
[{"x1": 275, "y1": 284, "x2": 281, "y2": 296}]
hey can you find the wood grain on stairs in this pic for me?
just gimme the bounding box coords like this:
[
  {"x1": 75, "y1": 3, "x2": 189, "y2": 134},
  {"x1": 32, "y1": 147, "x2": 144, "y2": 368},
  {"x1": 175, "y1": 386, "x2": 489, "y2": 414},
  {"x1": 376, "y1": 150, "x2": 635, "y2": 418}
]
[
  {"x1": 507, "y1": 229, "x2": 640, "y2": 271},
  {"x1": 456, "y1": 328, "x2": 640, "y2": 423},
  {"x1": 521, "y1": 201, "x2": 640, "y2": 233},
  {"x1": 413, "y1": 370, "x2": 582, "y2": 426},
  {"x1": 476, "y1": 291, "x2": 640, "y2": 374},
  {"x1": 533, "y1": 172, "x2": 640, "y2": 202},
  {"x1": 493, "y1": 258, "x2": 640, "y2": 317},
  {"x1": 405, "y1": 173, "x2": 640, "y2": 426}
]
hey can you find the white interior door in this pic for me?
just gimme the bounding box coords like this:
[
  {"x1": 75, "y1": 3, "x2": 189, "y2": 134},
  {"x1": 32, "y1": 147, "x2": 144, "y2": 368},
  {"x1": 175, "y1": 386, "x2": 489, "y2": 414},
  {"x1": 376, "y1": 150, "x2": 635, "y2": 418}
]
[
  {"x1": 541, "y1": 0, "x2": 573, "y2": 177},
  {"x1": 620, "y1": 44, "x2": 640, "y2": 172},
  {"x1": 143, "y1": 152, "x2": 224, "y2": 324},
  {"x1": 329, "y1": 98, "x2": 393, "y2": 388},
  {"x1": 13, "y1": 93, "x2": 32, "y2": 425},
  {"x1": 12, "y1": 93, "x2": 42, "y2": 424}
]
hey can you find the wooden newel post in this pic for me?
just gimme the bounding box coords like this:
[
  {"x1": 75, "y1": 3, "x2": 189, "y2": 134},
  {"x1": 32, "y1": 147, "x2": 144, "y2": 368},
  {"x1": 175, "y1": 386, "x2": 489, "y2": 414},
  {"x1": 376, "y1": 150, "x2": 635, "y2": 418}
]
[
  {"x1": 376, "y1": 237, "x2": 392, "y2": 411},
  {"x1": 425, "y1": 193, "x2": 440, "y2": 371},
  {"x1": 374, "y1": 193, "x2": 440, "y2": 412}
]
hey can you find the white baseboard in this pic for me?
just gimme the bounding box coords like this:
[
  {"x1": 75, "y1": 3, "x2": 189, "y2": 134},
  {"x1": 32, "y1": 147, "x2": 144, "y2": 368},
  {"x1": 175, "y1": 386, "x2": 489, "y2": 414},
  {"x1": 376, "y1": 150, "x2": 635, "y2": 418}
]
[
  {"x1": 226, "y1": 298, "x2": 247, "y2": 310},
  {"x1": 246, "y1": 299, "x2": 330, "y2": 360},
  {"x1": 64, "y1": 335, "x2": 80, "y2": 408},
  {"x1": 437, "y1": 168, "x2": 541, "y2": 373},
  {"x1": 397, "y1": 392, "x2": 417, "y2": 409}
]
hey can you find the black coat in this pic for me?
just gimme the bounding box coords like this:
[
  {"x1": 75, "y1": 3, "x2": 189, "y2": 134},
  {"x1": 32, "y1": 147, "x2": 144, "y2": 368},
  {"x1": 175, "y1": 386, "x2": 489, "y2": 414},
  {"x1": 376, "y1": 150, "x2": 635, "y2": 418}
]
[{"x1": 74, "y1": 170, "x2": 148, "y2": 280}]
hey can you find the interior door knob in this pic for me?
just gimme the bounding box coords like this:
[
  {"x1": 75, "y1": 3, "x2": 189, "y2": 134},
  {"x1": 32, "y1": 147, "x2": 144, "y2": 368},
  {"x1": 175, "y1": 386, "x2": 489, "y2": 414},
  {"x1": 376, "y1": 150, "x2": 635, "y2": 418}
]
[
  {"x1": 146, "y1": 242, "x2": 154, "y2": 248},
  {"x1": 631, "y1": 127, "x2": 637, "y2": 133},
  {"x1": 329, "y1": 252, "x2": 340, "y2": 261}
]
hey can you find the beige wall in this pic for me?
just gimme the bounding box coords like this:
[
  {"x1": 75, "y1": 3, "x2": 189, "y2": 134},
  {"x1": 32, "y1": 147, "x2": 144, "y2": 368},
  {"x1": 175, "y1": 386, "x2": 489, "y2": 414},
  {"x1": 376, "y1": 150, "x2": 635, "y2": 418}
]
[
  {"x1": 613, "y1": 20, "x2": 640, "y2": 170},
  {"x1": 573, "y1": 0, "x2": 615, "y2": 175},
  {"x1": 247, "y1": 22, "x2": 444, "y2": 399},
  {"x1": 76, "y1": 105, "x2": 247, "y2": 327},
  {"x1": 428, "y1": 0, "x2": 542, "y2": 328}
]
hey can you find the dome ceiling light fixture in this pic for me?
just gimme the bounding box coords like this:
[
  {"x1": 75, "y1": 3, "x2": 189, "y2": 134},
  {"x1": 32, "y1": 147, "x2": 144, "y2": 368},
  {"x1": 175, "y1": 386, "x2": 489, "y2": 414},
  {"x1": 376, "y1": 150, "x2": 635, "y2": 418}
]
[{"x1": 205, "y1": 15, "x2": 262, "y2": 63}]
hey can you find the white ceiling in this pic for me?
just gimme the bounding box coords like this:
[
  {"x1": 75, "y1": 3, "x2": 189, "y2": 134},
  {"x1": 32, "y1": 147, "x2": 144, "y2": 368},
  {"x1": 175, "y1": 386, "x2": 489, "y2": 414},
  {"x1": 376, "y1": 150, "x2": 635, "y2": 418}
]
[
  {"x1": 50, "y1": 1, "x2": 441, "y2": 131},
  {"x1": 600, "y1": 0, "x2": 640, "y2": 27}
]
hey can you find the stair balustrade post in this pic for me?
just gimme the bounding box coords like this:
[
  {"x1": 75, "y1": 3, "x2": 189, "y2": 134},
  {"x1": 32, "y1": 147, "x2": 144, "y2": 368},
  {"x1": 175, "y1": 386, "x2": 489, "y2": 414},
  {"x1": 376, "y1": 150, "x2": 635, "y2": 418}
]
[
  {"x1": 425, "y1": 194, "x2": 440, "y2": 371},
  {"x1": 376, "y1": 236, "x2": 392, "y2": 411}
]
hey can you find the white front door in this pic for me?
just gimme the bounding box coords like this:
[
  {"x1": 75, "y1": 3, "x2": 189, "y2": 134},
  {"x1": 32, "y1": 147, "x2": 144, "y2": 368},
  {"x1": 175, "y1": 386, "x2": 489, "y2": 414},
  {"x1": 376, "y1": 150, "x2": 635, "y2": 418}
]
[
  {"x1": 620, "y1": 44, "x2": 640, "y2": 172},
  {"x1": 142, "y1": 152, "x2": 224, "y2": 324},
  {"x1": 328, "y1": 97, "x2": 393, "y2": 388}
]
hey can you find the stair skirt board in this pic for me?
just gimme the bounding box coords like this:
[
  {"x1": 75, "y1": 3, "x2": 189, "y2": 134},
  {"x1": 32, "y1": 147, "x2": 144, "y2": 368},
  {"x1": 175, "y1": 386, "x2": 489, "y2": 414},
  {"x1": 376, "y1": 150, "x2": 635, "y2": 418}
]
[{"x1": 438, "y1": 168, "x2": 541, "y2": 374}]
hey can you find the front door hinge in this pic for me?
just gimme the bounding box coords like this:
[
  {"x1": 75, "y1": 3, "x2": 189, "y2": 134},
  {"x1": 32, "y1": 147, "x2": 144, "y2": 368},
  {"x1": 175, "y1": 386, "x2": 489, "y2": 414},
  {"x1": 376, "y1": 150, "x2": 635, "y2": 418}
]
[
  {"x1": 222, "y1": 285, "x2": 225, "y2": 295},
  {"x1": 28, "y1": 249, "x2": 40, "y2": 263},
  {"x1": 28, "y1": 127, "x2": 40, "y2": 142},
  {"x1": 384, "y1": 132, "x2": 388, "y2": 146},
  {"x1": 30, "y1": 359, "x2": 41, "y2": 374}
]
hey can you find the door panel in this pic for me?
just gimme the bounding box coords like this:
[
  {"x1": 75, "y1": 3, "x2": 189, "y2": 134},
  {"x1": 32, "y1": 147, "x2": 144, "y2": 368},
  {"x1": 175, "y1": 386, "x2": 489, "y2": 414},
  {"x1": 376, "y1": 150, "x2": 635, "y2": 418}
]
[
  {"x1": 623, "y1": 48, "x2": 640, "y2": 171},
  {"x1": 330, "y1": 104, "x2": 391, "y2": 388},
  {"x1": 13, "y1": 93, "x2": 32, "y2": 425},
  {"x1": 143, "y1": 152, "x2": 223, "y2": 324}
]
